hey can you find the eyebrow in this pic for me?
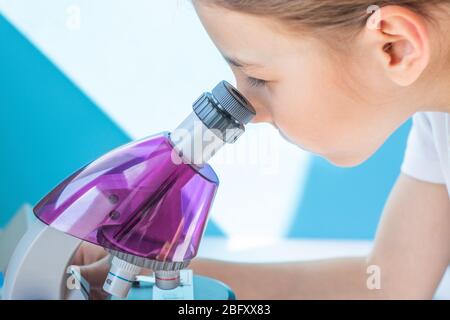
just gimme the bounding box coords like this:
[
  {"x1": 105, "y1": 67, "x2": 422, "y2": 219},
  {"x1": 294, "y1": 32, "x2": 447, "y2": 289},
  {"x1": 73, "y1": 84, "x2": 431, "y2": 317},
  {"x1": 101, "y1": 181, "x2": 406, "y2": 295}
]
[{"x1": 222, "y1": 55, "x2": 259, "y2": 68}]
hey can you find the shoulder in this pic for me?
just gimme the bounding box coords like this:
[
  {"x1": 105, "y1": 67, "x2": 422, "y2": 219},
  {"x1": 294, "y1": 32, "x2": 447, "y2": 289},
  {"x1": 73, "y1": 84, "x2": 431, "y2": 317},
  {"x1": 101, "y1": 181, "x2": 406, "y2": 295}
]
[
  {"x1": 412, "y1": 112, "x2": 448, "y2": 151},
  {"x1": 401, "y1": 112, "x2": 449, "y2": 185}
]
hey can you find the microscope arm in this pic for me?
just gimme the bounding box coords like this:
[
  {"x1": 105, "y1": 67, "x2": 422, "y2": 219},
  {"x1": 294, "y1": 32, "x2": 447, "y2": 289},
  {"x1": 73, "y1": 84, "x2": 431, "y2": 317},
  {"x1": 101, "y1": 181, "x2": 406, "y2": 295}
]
[{"x1": 3, "y1": 217, "x2": 82, "y2": 300}]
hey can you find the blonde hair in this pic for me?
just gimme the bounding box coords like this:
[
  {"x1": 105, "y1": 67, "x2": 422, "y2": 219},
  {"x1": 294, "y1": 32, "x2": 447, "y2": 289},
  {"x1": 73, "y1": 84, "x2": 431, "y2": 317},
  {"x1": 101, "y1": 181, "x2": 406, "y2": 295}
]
[{"x1": 204, "y1": 0, "x2": 449, "y2": 31}]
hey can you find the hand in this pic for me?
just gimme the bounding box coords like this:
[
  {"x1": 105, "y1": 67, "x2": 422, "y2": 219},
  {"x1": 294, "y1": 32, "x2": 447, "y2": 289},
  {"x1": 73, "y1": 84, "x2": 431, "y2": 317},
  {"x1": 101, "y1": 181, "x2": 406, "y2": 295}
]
[{"x1": 71, "y1": 241, "x2": 111, "y2": 300}]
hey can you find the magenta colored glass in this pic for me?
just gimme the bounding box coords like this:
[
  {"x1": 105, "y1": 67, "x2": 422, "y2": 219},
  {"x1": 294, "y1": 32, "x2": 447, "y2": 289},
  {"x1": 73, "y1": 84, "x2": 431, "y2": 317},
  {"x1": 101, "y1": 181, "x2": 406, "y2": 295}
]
[{"x1": 34, "y1": 133, "x2": 219, "y2": 262}]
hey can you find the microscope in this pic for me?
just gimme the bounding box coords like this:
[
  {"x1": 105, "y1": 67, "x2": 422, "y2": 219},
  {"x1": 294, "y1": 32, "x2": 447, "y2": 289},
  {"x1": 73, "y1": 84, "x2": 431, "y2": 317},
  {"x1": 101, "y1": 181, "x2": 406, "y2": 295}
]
[{"x1": 2, "y1": 81, "x2": 255, "y2": 300}]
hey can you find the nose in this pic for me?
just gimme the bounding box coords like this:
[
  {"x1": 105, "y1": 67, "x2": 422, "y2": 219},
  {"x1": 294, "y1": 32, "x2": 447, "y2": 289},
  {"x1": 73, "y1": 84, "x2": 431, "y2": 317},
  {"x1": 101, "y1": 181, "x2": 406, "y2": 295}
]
[{"x1": 250, "y1": 111, "x2": 272, "y2": 124}]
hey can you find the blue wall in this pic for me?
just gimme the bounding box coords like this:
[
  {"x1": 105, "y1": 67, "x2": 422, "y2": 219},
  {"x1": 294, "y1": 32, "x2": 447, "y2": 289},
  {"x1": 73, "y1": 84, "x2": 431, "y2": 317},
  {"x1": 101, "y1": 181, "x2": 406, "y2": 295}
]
[
  {"x1": 290, "y1": 122, "x2": 411, "y2": 239},
  {"x1": 0, "y1": 14, "x2": 128, "y2": 227}
]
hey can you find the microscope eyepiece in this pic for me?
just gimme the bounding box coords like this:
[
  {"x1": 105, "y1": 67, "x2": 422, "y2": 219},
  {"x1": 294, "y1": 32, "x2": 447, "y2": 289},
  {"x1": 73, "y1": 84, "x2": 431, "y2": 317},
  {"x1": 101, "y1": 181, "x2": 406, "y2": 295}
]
[
  {"x1": 192, "y1": 81, "x2": 256, "y2": 143},
  {"x1": 211, "y1": 80, "x2": 256, "y2": 125}
]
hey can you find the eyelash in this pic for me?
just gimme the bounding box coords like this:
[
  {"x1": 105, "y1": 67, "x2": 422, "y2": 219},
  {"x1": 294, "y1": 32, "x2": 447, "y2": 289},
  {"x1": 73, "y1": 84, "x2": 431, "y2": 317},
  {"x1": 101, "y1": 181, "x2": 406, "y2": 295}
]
[{"x1": 246, "y1": 76, "x2": 267, "y2": 88}]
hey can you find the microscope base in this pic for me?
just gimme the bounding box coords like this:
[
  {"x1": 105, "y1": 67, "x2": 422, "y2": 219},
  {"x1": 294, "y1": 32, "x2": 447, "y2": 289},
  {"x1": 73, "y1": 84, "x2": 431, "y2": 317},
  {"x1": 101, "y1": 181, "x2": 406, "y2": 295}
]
[{"x1": 112, "y1": 271, "x2": 235, "y2": 300}]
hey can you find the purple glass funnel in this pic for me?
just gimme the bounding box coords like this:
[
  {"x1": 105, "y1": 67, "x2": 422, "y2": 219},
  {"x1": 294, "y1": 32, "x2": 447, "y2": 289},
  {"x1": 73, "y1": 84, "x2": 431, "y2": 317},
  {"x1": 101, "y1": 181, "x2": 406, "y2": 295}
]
[{"x1": 34, "y1": 133, "x2": 219, "y2": 262}]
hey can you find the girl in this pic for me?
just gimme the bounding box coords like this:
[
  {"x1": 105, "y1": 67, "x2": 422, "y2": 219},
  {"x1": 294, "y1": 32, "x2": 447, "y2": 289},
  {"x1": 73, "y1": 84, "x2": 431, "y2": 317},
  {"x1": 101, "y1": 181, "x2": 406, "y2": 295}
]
[{"x1": 78, "y1": 0, "x2": 450, "y2": 299}]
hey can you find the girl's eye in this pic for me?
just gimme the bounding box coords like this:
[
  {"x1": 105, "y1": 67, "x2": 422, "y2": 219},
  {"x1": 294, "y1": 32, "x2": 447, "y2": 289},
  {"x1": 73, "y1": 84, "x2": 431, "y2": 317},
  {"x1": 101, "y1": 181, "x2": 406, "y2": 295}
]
[{"x1": 246, "y1": 76, "x2": 267, "y2": 88}]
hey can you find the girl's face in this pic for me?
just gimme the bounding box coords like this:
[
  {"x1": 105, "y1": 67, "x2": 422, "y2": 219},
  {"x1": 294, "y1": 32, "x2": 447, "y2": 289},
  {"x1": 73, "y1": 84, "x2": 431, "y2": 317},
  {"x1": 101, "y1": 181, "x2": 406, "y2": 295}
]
[{"x1": 194, "y1": 2, "x2": 416, "y2": 167}]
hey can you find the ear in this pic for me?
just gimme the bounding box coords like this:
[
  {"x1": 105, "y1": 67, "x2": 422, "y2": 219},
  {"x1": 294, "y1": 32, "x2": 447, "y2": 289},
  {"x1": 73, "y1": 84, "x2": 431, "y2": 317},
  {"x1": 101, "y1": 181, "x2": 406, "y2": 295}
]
[{"x1": 364, "y1": 5, "x2": 431, "y2": 86}]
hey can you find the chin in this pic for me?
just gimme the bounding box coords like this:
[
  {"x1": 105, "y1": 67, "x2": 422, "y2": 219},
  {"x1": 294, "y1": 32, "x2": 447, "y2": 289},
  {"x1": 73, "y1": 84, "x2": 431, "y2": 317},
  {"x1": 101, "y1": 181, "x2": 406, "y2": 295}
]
[{"x1": 323, "y1": 152, "x2": 371, "y2": 168}]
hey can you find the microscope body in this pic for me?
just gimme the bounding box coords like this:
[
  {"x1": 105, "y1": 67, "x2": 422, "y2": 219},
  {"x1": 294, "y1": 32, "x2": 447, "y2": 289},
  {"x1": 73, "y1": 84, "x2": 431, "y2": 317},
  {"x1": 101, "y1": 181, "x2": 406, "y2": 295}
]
[
  {"x1": 2, "y1": 215, "x2": 234, "y2": 300},
  {"x1": 3, "y1": 81, "x2": 255, "y2": 300},
  {"x1": 33, "y1": 131, "x2": 220, "y2": 297}
]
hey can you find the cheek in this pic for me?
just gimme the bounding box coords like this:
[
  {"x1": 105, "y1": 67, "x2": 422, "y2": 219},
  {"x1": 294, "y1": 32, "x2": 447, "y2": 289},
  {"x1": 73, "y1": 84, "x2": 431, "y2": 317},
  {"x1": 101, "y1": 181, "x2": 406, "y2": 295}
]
[{"x1": 269, "y1": 71, "x2": 385, "y2": 165}]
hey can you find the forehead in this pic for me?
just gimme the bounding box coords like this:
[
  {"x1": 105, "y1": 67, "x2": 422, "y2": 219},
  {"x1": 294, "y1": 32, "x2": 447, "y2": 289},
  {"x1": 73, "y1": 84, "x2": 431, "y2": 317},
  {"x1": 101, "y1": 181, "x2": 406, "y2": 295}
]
[{"x1": 194, "y1": 2, "x2": 305, "y2": 67}]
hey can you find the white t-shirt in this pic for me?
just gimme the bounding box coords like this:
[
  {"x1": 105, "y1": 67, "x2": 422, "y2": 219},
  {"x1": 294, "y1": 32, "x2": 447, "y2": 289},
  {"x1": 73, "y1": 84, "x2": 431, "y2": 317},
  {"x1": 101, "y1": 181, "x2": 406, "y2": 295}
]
[{"x1": 401, "y1": 112, "x2": 450, "y2": 188}]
